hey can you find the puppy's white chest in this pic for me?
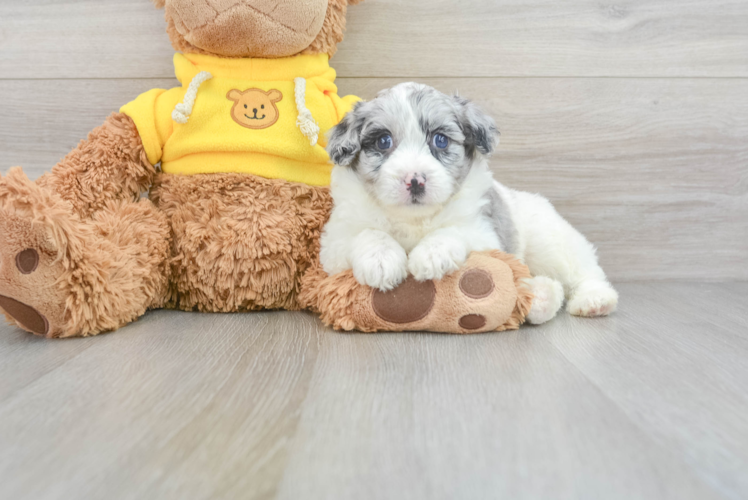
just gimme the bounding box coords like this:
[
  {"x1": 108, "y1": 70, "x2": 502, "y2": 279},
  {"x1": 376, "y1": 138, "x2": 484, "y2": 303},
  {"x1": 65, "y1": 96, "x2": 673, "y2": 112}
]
[{"x1": 389, "y1": 220, "x2": 432, "y2": 253}]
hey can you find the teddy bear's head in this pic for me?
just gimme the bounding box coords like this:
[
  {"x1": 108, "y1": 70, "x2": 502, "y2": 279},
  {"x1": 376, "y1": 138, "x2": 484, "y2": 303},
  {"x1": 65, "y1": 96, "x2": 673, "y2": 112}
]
[{"x1": 152, "y1": 0, "x2": 363, "y2": 58}]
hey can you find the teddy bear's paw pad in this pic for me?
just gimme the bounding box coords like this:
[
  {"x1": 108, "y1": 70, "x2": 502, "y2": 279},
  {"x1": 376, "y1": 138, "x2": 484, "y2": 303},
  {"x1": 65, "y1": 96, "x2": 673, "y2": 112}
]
[
  {"x1": 436, "y1": 254, "x2": 525, "y2": 333},
  {"x1": 1, "y1": 249, "x2": 48, "y2": 334},
  {"x1": 16, "y1": 248, "x2": 39, "y2": 274},
  {"x1": 459, "y1": 269, "x2": 495, "y2": 299},
  {"x1": 458, "y1": 313, "x2": 487, "y2": 330},
  {"x1": 0, "y1": 295, "x2": 49, "y2": 335},
  {"x1": 0, "y1": 214, "x2": 67, "y2": 338},
  {"x1": 372, "y1": 276, "x2": 436, "y2": 324},
  {"x1": 0, "y1": 248, "x2": 49, "y2": 335},
  {"x1": 454, "y1": 269, "x2": 496, "y2": 330}
]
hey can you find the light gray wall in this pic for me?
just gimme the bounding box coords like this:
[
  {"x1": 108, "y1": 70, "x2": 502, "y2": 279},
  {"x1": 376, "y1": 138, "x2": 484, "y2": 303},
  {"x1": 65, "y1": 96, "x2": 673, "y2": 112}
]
[{"x1": 1, "y1": 0, "x2": 746, "y2": 281}]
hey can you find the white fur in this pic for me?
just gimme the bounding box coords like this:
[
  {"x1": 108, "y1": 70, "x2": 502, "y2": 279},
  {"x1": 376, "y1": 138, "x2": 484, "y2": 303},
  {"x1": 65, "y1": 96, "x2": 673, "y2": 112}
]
[
  {"x1": 321, "y1": 163, "x2": 501, "y2": 290},
  {"x1": 523, "y1": 276, "x2": 565, "y2": 325},
  {"x1": 321, "y1": 84, "x2": 618, "y2": 322},
  {"x1": 496, "y1": 183, "x2": 618, "y2": 318}
]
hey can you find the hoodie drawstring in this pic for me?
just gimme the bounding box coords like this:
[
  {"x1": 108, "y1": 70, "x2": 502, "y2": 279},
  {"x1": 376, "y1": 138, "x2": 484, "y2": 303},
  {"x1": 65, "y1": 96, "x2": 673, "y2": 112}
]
[
  {"x1": 294, "y1": 77, "x2": 320, "y2": 146},
  {"x1": 172, "y1": 71, "x2": 213, "y2": 124}
]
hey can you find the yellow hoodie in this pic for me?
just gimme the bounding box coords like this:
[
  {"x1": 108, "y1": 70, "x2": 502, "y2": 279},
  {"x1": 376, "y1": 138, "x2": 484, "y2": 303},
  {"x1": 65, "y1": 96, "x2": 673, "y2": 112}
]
[{"x1": 120, "y1": 53, "x2": 359, "y2": 186}]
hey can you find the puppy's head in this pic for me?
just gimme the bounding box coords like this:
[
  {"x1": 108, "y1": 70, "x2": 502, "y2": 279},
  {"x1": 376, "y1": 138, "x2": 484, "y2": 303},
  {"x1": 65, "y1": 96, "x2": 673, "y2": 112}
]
[{"x1": 327, "y1": 83, "x2": 498, "y2": 211}]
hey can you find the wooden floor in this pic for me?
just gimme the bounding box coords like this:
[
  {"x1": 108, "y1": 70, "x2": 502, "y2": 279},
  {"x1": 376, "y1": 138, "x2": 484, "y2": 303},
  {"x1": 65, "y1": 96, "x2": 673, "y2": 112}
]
[
  {"x1": 0, "y1": 283, "x2": 746, "y2": 500},
  {"x1": 1, "y1": 0, "x2": 747, "y2": 498}
]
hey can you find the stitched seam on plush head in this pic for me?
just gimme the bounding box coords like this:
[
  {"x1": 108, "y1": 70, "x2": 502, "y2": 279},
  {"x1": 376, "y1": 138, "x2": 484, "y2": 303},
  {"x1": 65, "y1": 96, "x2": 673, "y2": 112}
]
[{"x1": 182, "y1": 1, "x2": 306, "y2": 36}]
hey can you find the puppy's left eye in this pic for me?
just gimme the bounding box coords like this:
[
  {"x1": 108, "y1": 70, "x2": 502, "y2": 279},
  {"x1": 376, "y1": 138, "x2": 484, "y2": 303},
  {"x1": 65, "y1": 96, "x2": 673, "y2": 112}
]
[
  {"x1": 432, "y1": 133, "x2": 449, "y2": 149},
  {"x1": 377, "y1": 134, "x2": 393, "y2": 151}
]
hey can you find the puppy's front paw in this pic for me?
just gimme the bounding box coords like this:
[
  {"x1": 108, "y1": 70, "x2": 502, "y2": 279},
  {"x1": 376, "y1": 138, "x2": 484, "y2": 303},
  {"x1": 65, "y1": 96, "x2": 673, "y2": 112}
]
[
  {"x1": 351, "y1": 243, "x2": 408, "y2": 291},
  {"x1": 408, "y1": 239, "x2": 467, "y2": 282}
]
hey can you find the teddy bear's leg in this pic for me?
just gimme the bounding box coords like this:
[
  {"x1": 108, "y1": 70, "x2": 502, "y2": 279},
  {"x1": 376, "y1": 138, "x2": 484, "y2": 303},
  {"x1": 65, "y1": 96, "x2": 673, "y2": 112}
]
[
  {"x1": 37, "y1": 112, "x2": 156, "y2": 218},
  {"x1": 0, "y1": 168, "x2": 170, "y2": 337},
  {"x1": 300, "y1": 251, "x2": 535, "y2": 334},
  {"x1": 153, "y1": 172, "x2": 331, "y2": 312}
]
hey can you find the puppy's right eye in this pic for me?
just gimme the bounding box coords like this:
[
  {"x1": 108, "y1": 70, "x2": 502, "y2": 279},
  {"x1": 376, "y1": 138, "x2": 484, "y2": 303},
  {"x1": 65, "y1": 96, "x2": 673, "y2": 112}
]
[
  {"x1": 376, "y1": 134, "x2": 393, "y2": 151},
  {"x1": 432, "y1": 133, "x2": 449, "y2": 149}
]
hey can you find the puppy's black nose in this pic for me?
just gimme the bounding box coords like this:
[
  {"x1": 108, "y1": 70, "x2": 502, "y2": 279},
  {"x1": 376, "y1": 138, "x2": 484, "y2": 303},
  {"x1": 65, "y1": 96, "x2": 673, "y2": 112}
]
[
  {"x1": 253, "y1": 108, "x2": 258, "y2": 114},
  {"x1": 408, "y1": 178, "x2": 425, "y2": 197}
]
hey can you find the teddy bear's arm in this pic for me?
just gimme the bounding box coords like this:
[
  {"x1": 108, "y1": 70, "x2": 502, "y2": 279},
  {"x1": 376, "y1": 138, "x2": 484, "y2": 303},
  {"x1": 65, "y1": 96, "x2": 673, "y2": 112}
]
[
  {"x1": 300, "y1": 250, "x2": 534, "y2": 334},
  {"x1": 37, "y1": 112, "x2": 157, "y2": 218}
]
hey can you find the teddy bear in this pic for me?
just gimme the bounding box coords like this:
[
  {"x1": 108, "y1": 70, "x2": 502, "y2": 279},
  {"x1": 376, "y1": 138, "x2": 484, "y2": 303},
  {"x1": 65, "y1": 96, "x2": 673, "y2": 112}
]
[{"x1": 0, "y1": 0, "x2": 533, "y2": 338}]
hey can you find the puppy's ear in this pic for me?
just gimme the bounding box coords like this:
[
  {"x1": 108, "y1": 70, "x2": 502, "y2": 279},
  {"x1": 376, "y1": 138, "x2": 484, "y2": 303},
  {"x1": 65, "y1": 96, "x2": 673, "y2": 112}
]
[
  {"x1": 327, "y1": 102, "x2": 366, "y2": 167},
  {"x1": 152, "y1": 0, "x2": 166, "y2": 8},
  {"x1": 454, "y1": 96, "x2": 499, "y2": 156}
]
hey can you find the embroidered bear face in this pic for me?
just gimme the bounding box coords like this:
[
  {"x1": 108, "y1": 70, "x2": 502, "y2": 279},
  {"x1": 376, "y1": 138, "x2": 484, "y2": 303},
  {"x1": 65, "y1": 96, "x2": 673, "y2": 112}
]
[{"x1": 227, "y1": 88, "x2": 283, "y2": 129}]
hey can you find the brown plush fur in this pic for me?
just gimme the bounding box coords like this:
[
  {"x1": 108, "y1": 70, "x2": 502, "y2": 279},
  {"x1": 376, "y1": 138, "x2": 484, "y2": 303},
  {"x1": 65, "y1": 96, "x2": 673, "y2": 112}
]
[
  {"x1": 0, "y1": 116, "x2": 329, "y2": 336},
  {"x1": 0, "y1": 168, "x2": 170, "y2": 337},
  {"x1": 300, "y1": 251, "x2": 534, "y2": 334},
  {"x1": 301, "y1": 0, "x2": 355, "y2": 57},
  {"x1": 159, "y1": 0, "x2": 356, "y2": 57},
  {"x1": 152, "y1": 173, "x2": 331, "y2": 312},
  {"x1": 38, "y1": 113, "x2": 156, "y2": 219}
]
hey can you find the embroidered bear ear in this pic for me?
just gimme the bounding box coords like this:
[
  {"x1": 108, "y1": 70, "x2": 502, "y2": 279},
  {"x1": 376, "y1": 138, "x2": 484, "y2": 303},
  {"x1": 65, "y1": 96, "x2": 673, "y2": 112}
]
[
  {"x1": 267, "y1": 89, "x2": 283, "y2": 103},
  {"x1": 152, "y1": 0, "x2": 166, "y2": 9},
  {"x1": 227, "y1": 89, "x2": 244, "y2": 102}
]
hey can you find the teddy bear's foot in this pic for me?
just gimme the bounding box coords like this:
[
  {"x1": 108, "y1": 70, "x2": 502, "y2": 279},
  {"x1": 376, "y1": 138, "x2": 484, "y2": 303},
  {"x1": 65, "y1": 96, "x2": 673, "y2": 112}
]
[
  {"x1": 0, "y1": 170, "x2": 74, "y2": 337},
  {"x1": 0, "y1": 228, "x2": 65, "y2": 337},
  {"x1": 0, "y1": 168, "x2": 171, "y2": 338},
  {"x1": 301, "y1": 250, "x2": 534, "y2": 334}
]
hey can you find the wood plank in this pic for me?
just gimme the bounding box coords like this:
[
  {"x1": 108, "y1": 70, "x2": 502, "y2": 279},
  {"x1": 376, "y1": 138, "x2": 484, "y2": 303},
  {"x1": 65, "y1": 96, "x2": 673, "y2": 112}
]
[
  {"x1": 3, "y1": 283, "x2": 744, "y2": 499},
  {"x1": 275, "y1": 298, "x2": 730, "y2": 500},
  {"x1": 1, "y1": 0, "x2": 747, "y2": 79},
  {"x1": 337, "y1": 0, "x2": 748, "y2": 78},
  {"x1": 0, "y1": 0, "x2": 175, "y2": 80},
  {"x1": 1, "y1": 77, "x2": 746, "y2": 281},
  {"x1": 0, "y1": 310, "x2": 324, "y2": 500},
  {"x1": 542, "y1": 282, "x2": 748, "y2": 500},
  {"x1": 0, "y1": 325, "x2": 98, "y2": 403}
]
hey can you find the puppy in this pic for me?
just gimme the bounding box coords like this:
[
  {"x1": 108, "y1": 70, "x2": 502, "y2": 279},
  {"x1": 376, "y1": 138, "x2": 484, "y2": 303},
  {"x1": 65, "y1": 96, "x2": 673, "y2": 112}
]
[{"x1": 320, "y1": 83, "x2": 618, "y2": 324}]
